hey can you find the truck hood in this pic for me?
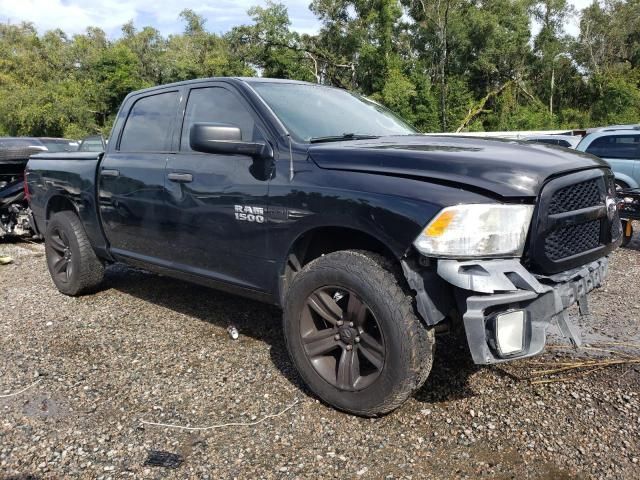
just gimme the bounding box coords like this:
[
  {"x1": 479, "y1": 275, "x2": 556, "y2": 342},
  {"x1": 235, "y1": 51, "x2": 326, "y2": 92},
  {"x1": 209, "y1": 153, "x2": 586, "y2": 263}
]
[{"x1": 307, "y1": 135, "x2": 608, "y2": 198}]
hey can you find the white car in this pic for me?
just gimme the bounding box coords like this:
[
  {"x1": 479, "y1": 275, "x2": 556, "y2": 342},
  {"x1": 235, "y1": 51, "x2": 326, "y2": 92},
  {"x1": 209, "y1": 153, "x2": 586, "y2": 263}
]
[{"x1": 523, "y1": 134, "x2": 581, "y2": 149}]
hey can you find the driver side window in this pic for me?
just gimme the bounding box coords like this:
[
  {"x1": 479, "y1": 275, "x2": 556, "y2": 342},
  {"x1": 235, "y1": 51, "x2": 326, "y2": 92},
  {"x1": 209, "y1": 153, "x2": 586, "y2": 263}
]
[{"x1": 180, "y1": 86, "x2": 261, "y2": 151}]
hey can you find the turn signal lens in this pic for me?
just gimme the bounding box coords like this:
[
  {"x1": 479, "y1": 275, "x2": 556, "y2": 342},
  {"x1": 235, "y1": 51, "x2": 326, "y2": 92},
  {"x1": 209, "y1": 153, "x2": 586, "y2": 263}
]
[{"x1": 425, "y1": 210, "x2": 456, "y2": 237}]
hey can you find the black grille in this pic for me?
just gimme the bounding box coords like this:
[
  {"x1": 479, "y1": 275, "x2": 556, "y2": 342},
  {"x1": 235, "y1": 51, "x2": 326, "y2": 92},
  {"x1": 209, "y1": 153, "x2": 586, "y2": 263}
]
[
  {"x1": 545, "y1": 220, "x2": 601, "y2": 260},
  {"x1": 529, "y1": 169, "x2": 619, "y2": 274},
  {"x1": 548, "y1": 178, "x2": 601, "y2": 214}
]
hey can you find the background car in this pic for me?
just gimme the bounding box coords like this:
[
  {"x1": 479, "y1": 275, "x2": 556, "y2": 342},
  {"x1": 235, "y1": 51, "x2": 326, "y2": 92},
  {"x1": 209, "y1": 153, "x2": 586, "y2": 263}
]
[
  {"x1": 523, "y1": 134, "x2": 581, "y2": 148},
  {"x1": 77, "y1": 135, "x2": 106, "y2": 152},
  {"x1": 586, "y1": 124, "x2": 640, "y2": 134},
  {"x1": 576, "y1": 126, "x2": 640, "y2": 190},
  {"x1": 37, "y1": 137, "x2": 79, "y2": 152}
]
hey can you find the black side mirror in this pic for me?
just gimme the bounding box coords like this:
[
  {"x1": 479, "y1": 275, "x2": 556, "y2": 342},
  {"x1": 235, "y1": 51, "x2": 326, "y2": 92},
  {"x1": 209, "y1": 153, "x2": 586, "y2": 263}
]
[{"x1": 189, "y1": 123, "x2": 273, "y2": 159}]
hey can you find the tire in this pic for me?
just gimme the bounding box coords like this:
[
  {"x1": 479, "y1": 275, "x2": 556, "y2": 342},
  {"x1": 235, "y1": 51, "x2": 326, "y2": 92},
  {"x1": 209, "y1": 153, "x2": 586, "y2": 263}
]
[
  {"x1": 615, "y1": 180, "x2": 629, "y2": 192},
  {"x1": 283, "y1": 250, "x2": 435, "y2": 416},
  {"x1": 621, "y1": 220, "x2": 633, "y2": 247},
  {"x1": 45, "y1": 211, "x2": 104, "y2": 296}
]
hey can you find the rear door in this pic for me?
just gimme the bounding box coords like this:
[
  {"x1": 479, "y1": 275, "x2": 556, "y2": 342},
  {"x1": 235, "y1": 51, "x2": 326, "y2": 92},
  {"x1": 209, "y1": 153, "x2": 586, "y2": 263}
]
[
  {"x1": 163, "y1": 82, "x2": 274, "y2": 291},
  {"x1": 98, "y1": 89, "x2": 179, "y2": 261}
]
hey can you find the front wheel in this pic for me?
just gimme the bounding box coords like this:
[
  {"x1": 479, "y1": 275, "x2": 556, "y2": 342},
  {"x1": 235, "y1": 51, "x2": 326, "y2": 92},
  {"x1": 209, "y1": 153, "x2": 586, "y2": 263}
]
[
  {"x1": 615, "y1": 180, "x2": 629, "y2": 192},
  {"x1": 283, "y1": 250, "x2": 434, "y2": 416},
  {"x1": 45, "y1": 211, "x2": 104, "y2": 296}
]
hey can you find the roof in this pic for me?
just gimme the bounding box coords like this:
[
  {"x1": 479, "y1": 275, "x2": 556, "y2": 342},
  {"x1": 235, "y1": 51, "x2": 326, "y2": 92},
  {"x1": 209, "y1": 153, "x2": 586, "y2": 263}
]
[
  {"x1": 125, "y1": 77, "x2": 320, "y2": 97},
  {"x1": 586, "y1": 124, "x2": 640, "y2": 134}
]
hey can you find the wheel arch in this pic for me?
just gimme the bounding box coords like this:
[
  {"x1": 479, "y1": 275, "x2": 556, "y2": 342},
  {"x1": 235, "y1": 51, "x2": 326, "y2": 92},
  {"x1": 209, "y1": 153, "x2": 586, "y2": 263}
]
[
  {"x1": 44, "y1": 194, "x2": 111, "y2": 261},
  {"x1": 278, "y1": 225, "x2": 404, "y2": 305},
  {"x1": 46, "y1": 195, "x2": 79, "y2": 221},
  {"x1": 612, "y1": 174, "x2": 637, "y2": 189}
]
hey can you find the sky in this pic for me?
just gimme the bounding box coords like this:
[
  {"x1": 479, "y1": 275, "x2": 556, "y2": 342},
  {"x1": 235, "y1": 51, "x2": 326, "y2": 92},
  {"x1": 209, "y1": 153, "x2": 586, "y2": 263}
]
[{"x1": 0, "y1": 0, "x2": 595, "y2": 38}]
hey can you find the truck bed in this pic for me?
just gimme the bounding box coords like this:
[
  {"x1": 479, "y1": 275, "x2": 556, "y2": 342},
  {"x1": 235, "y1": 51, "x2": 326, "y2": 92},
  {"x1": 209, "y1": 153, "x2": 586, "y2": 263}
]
[{"x1": 27, "y1": 151, "x2": 108, "y2": 255}]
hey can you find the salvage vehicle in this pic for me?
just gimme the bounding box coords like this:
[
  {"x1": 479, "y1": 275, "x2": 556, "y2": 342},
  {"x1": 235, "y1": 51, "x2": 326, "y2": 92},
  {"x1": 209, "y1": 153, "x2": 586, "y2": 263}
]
[
  {"x1": 0, "y1": 137, "x2": 46, "y2": 238},
  {"x1": 26, "y1": 78, "x2": 622, "y2": 416}
]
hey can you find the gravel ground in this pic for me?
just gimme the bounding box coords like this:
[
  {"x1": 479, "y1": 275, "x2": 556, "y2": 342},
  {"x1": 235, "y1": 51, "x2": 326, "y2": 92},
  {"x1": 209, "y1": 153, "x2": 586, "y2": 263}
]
[{"x1": 1, "y1": 233, "x2": 639, "y2": 480}]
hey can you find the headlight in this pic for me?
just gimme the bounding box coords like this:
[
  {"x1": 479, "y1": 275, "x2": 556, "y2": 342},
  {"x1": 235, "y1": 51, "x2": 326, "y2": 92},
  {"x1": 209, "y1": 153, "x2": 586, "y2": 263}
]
[{"x1": 413, "y1": 204, "x2": 534, "y2": 257}]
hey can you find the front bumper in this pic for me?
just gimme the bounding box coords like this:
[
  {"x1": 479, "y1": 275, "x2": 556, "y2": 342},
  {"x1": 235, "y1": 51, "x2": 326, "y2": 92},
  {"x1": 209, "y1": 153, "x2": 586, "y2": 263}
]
[{"x1": 437, "y1": 257, "x2": 609, "y2": 364}]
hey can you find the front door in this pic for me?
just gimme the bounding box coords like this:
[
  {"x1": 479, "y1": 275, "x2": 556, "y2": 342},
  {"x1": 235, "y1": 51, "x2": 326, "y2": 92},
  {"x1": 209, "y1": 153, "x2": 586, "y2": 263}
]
[
  {"x1": 99, "y1": 89, "x2": 179, "y2": 261},
  {"x1": 163, "y1": 83, "x2": 274, "y2": 291}
]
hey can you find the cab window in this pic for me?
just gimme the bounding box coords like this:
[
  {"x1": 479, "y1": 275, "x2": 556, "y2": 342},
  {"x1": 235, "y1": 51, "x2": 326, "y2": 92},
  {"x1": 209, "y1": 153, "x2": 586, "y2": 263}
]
[
  {"x1": 119, "y1": 91, "x2": 179, "y2": 152},
  {"x1": 180, "y1": 87, "x2": 262, "y2": 151}
]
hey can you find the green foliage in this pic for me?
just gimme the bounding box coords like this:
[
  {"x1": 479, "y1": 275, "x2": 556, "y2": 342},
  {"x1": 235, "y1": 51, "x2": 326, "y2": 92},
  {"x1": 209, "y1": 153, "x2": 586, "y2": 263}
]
[
  {"x1": 590, "y1": 69, "x2": 640, "y2": 125},
  {"x1": 0, "y1": 1, "x2": 638, "y2": 138}
]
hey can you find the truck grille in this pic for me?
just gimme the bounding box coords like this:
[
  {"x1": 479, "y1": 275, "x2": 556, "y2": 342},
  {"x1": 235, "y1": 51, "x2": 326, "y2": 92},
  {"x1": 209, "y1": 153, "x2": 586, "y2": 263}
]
[
  {"x1": 545, "y1": 220, "x2": 600, "y2": 261},
  {"x1": 528, "y1": 169, "x2": 621, "y2": 274},
  {"x1": 548, "y1": 178, "x2": 601, "y2": 214}
]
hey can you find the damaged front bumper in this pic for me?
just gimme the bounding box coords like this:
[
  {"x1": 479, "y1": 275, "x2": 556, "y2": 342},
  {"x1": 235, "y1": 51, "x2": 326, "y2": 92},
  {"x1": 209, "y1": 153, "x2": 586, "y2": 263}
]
[{"x1": 437, "y1": 257, "x2": 609, "y2": 364}]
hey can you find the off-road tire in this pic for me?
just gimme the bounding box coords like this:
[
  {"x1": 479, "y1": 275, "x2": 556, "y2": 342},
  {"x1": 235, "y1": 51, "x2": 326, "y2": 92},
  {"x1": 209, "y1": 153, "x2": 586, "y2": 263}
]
[
  {"x1": 615, "y1": 180, "x2": 629, "y2": 192},
  {"x1": 283, "y1": 250, "x2": 435, "y2": 416},
  {"x1": 45, "y1": 211, "x2": 104, "y2": 296}
]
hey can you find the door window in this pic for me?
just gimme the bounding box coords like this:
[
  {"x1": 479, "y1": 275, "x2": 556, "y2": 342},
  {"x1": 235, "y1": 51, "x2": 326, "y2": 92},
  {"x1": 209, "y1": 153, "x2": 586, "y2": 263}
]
[
  {"x1": 586, "y1": 135, "x2": 640, "y2": 159},
  {"x1": 119, "y1": 91, "x2": 179, "y2": 152},
  {"x1": 180, "y1": 87, "x2": 261, "y2": 151}
]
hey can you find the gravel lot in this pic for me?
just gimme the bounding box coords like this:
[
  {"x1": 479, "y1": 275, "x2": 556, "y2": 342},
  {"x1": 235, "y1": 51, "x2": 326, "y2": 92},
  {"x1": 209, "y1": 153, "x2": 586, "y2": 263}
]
[{"x1": 1, "y1": 234, "x2": 639, "y2": 479}]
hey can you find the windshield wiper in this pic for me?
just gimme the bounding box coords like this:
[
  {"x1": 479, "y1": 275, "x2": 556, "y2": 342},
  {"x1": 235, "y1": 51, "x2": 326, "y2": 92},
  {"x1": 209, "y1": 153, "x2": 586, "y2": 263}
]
[{"x1": 309, "y1": 133, "x2": 381, "y2": 143}]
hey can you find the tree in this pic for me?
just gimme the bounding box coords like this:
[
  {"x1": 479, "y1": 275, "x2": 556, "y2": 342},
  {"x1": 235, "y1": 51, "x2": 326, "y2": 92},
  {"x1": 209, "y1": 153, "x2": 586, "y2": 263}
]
[{"x1": 0, "y1": 1, "x2": 637, "y2": 137}]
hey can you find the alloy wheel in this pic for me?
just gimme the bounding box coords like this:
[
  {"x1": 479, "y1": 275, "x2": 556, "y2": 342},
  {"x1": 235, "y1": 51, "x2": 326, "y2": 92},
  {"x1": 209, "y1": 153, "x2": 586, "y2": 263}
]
[
  {"x1": 48, "y1": 227, "x2": 73, "y2": 282},
  {"x1": 300, "y1": 286, "x2": 385, "y2": 391}
]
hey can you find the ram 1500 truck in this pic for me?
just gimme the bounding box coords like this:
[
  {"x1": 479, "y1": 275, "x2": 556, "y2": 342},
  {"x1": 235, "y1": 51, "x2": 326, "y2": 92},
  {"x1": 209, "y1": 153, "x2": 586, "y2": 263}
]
[{"x1": 26, "y1": 78, "x2": 622, "y2": 416}]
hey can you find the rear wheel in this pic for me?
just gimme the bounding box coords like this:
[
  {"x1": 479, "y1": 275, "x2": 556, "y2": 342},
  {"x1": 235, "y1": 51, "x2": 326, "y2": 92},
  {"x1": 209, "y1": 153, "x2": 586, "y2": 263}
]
[
  {"x1": 45, "y1": 211, "x2": 104, "y2": 296},
  {"x1": 283, "y1": 250, "x2": 435, "y2": 416}
]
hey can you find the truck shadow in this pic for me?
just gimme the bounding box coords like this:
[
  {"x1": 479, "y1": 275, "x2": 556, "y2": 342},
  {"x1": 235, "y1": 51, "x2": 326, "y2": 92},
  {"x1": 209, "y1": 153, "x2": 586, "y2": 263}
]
[
  {"x1": 102, "y1": 264, "x2": 308, "y2": 391},
  {"x1": 103, "y1": 264, "x2": 479, "y2": 405},
  {"x1": 413, "y1": 333, "x2": 481, "y2": 404}
]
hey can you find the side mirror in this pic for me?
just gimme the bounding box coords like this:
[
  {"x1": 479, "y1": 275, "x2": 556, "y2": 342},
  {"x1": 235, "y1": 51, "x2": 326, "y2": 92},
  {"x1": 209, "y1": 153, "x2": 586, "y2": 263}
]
[{"x1": 189, "y1": 122, "x2": 273, "y2": 159}]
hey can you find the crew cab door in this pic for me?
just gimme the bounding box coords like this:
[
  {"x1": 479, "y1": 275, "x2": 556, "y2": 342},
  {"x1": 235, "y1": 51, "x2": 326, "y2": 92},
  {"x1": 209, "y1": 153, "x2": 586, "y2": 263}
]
[
  {"x1": 98, "y1": 89, "x2": 180, "y2": 260},
  {"x1": 163, "y1": 83, "x2": 274, "y2": 291}
]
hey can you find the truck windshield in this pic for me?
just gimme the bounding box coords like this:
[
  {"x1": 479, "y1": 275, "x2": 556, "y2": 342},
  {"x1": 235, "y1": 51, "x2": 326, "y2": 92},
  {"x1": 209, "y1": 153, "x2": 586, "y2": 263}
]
[{"x1": 250, "y1": 82, "x2": 418, "y2": 142}]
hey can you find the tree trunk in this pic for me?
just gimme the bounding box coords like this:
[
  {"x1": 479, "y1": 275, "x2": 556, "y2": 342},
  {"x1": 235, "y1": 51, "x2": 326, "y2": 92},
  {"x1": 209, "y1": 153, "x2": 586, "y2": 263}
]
[{"x1": 439, "y1": 1, "x2": 450, "y2": 132}]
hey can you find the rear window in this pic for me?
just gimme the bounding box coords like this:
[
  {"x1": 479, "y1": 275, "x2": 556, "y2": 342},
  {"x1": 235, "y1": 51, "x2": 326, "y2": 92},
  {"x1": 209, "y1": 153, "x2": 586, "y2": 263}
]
[
  {"x1": 119, "y1": 91, "x2": 179, "y2": 152},
  {"x1": 586, "y1": 135, "x2": 640, "y2": 160}
]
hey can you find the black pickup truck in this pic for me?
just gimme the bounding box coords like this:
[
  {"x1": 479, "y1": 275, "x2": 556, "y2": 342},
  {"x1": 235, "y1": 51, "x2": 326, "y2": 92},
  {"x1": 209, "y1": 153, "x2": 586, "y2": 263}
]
[{"x1": 26, "y1": 78, "x2": 622, "y2": 416}]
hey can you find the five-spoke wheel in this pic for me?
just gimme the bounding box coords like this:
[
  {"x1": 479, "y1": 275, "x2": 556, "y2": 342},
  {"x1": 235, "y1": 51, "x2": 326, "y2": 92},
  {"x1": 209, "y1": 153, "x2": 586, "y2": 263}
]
[
  {"x1": 47, "y1": 226, "x2": 74, "y2": 283},
  {"x1": 301, "y1": 287, "x2": 385, "y2": 391}
]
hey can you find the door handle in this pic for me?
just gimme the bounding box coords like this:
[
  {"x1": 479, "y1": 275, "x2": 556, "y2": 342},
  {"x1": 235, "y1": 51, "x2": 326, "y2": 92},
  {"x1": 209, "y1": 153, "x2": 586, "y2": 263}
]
[
  {"x1": 101, "y1": 169, "x2": 120, "y2": 177},
  {"x1": 168, "y1": 172, "x2": 193, "y2": 183}
]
